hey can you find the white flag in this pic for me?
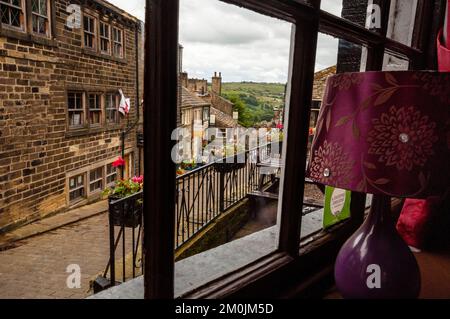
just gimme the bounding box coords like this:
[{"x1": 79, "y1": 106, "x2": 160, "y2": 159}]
[{"x1": 118, "y1": 89, "x2": 130, "y2": 115}]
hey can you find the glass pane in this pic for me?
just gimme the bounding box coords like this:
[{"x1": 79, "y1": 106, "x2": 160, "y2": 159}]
[
  {"x1": 0, "y1": 5, "x2": 9, "y2": 25},
  {"x1": 31, "y1": 0, "x2": 38, "y2": 13},
  {"x1": 386, "y1": 0, "x2": 418, "y2": 47},
  {"x1": 383, "y1": 52, "x2": 410, "y2": 71},
  {"x1": 321, "y1": 0, "x2": 383, "y2": 33},
  {"x1": 175, "y1": 0, "x2": 292, "y2": 296},
  {"x1": 40, "y1": 0, "x2": 47, "y2": 16},
  {"x1": 10, "y1": 7, "x2": 20, "y2": 27},
  {"x1": 304, "y1": 33, "x2": 367, "y2": 238}
]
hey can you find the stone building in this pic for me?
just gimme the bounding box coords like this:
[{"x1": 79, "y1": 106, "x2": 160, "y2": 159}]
[{"x1": 0, "y1": 0, "x2": 143, "y2": 232}]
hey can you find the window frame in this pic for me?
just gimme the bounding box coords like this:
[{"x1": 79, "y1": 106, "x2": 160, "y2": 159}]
[
  {"x1": 67, "y1": 91, "x2": 85, "y2": 130},
  {"x1": 88, "y1": 166, "x2": 104, "y2": 194},
  {"x1": 83, "y1": 13, "x2": 97, "y2": 51},
  {"x1": 68, "y1": 173, "x2": 86, "y2": 205},
  {"x1": 0, "y1": 0, "x2": 25, "y2": 31},
  {"x1": 112, "y1": 25, "x2": 124, "y2": 58},
  {"x1": 144, "y1": 0, "x2": 439, "y2": 299},
  {"x1": 87, "y1": 92, "x2": 103, "y2": 127},
  {"x1": 105, "y1": 92, "x2": 119, "y2": 125},
  {"x1": 29, "y1": 0, "x2": 50, "y2": 37},
  {"x1": 99, "y1": 19, "x2": 111, "y2": 55},
  {"x1": 106, "y1": 162, "x2": 118, "y2": 187}
]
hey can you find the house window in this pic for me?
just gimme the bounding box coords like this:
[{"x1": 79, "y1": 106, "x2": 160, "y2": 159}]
[
  {"x1": 89, "y1": 167, "x2": 103, "y2": 193},
  {"x1": 0, "y1": 0, "x2": 24, "y2": 29},
  {"x1": 83, "y1": 15, "x2": 96, "y2": 49},
  {"x1": 182, "y1": 109, "x2": 191, "y2": 126},
  {"x1": 88, "y1": 93, "x2": 101, "y2": 126},
  {"x1": 68, "y1": 92, "x2": 84, "y2": 128},
  {"x1": 203, "y1": 107, "x2": 210, "y2": 122},
  {"x1": 31, "y1": 0, "x2": 48, "y2": 36},
  {"x1": 112, "y1": 27, "x2": 123, "y2": 58},
  {"x1": 105, "y1": 93, "x2": 118, "y2": 124},
  {"x1": 194, "y1": 109, "x2": 202, "y2": 122},
  {"x1": 106, "y1": 163, "x2": 117, "y2": 186},
  {"x1": 69, "y1": 174, "x2": 85, "y2": 203},
  {"x1": 99, "y1": 21, "x2": 110, "y2": 54}
]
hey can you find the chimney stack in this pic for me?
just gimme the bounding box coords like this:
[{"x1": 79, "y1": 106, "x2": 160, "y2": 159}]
[{"x1": 211, "y1": 71, "x2": 222, "y2": 95}]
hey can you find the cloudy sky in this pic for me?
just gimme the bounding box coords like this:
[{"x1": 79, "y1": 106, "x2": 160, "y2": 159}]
[{"x1": 107, "y1": 0, "x2": 343, "y2": 83}]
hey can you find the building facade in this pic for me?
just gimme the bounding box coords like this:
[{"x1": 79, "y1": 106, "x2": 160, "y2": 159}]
[{"x1": 0, "y1": 0, "x2": 143, "y2": 232}]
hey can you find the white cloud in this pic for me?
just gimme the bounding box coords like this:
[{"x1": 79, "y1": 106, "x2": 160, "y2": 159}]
[{"x1": 107, "y1": 0, "x2": 340, "y2": 82}]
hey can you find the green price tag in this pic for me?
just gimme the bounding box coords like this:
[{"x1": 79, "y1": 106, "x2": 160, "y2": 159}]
[{"x1": 323, "y1": 186, "x2": 351, "y2": 229}]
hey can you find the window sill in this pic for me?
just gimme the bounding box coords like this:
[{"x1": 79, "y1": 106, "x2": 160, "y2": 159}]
[
  {"x1": 65, "y1": 125, "x2": 122, "y2": 138},
  {"x1": 81, "y1": 48, "x2": 127, "y2": 64},
  {"x1": 0, "y1": 28, "x2": 57, "y2": 47}
]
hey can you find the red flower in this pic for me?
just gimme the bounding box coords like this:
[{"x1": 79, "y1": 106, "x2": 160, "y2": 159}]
[{"x1": 112, "y1": 157, "x2": 125, "y2": 168}]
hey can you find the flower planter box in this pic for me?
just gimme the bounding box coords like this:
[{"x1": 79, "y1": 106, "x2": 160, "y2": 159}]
[{"x1": 108, "y1": 191, "x2": 143, "y2": 228}]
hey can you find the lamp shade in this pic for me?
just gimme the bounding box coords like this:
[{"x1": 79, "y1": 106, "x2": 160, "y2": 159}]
[{"x1": 307, "y1": 71, "x2": 449, "y2": 198}]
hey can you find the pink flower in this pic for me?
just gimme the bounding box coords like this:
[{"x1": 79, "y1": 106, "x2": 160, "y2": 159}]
[
  {"x1": 112, "y1": 157, "x2": 126, "y2": 168},
  {"x1": 132, "y1": 175, "x2": 144, "y2": 183}
]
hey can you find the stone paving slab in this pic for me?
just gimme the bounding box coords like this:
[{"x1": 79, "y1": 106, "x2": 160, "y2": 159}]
[
  {"x1": 0, "y1": 212, "x2": 137, "y2": 299},
  {"x1": 0, "y1": 201, "x2": 108, "y2": 251}
]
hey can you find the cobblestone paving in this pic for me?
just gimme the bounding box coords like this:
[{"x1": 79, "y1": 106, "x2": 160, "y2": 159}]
[{"x1": 0, "y1": 213, "x2": 136, "y2": 299}]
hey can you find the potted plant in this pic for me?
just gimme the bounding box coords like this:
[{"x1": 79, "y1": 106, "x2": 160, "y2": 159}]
[{"x1": 103, "y1": 176, "x2": 143, "y2": 228}]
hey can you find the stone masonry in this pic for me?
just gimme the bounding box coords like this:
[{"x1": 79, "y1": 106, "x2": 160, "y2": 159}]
[{"x1": 0, "y1": 0, "x2": 144, "y2": 232}]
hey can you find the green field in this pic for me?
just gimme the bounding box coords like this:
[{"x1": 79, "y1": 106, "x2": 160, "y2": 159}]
[{"x1": 220, "y1": 82, "x2": 286, "y2": 127}]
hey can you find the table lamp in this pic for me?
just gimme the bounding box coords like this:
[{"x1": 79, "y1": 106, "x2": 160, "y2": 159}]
[{"x1": 307, "y1": 71, "x2": 449, "y2": 299}]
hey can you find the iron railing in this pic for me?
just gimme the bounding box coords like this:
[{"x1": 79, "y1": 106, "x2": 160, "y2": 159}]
[
  {"x1": 102, "y1": 142, "x2": 279, "y2": 288},
  {"x1": 174, "y1": 142, "x2": 275, "y2": 248}
]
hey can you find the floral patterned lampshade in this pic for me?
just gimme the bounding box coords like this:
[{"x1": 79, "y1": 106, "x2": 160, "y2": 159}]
[{"x1": 307, "y1": 71, "x2": 449, "y2": 198}]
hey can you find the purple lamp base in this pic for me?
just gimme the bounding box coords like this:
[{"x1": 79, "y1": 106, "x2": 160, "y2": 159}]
[{"x1": 335, "y1": 195, "x2": 421, "y2": 299}]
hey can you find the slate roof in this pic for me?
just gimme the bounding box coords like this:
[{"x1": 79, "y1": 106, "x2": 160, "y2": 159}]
[
  {"x1": 181, "y1": 87, "x2": 210, "y2": 108},
  {"x1": 312, "y1": 65, "x2": 336, "y2": 101},
  {"x1": 210, "y1": 107, "x2": 239, "y2": 128}
]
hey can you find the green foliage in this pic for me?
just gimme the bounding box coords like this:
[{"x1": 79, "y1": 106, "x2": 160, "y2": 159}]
[
  {"x1": 103, "y1": 179, "x2": 143, "y2": 199},
  {"x1": 221, "y1": 82, "x2": 284, "y2": 127}
]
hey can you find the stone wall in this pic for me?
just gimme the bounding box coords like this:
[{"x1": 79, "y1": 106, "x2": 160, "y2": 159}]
[
  {"x1": 175, "y1": 199, "x2": 251, "y2": 261},
  {"x1": 210, "y1": 92, "x2": 234, "y2": 116},
  {"x1": 0, "y1": 0, "x2": 143, "y2": 232}
]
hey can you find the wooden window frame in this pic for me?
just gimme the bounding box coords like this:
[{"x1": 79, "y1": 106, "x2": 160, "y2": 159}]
[
  {"x1": 144, "y1": 0, "x2": 441, "y2": 299},
  {"x1": 87, "y1": 92, "x2": 102, "y2": 127},
  {"x1": 67, "y1": 91, "x2": 85, "y2": 130},
  {"x1": 112, "y1": 25, "x2": 124, "y2": 58},
  {"x1": 68, "y1": 173, "x2": 87, "y2": 205},
  {"x1": 0, "y1": 0, "x2": 25, "y2": 31},
  {"x1": 83, "y1": 13, "x2": 97, "y2": 50},
  {"x1": 88, "y1": 166, "x2": 104, "y2": 194},
  {"x1": 99, "y1": 20, "x2": 111, "y2": 55},
  {"x1": 105, "y1": 92, "x2": 119, "y2": 125},
  {"x1": 29, "y1": 0, "x2": 50, "y2": 37},
  {"x1": 106, "y1": 162, "x2": 118, "y2": 187}
]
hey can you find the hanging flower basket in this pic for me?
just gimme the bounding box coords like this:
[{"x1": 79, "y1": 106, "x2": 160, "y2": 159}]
[
  {"x1": 103, "y1": 176, "x2": 144, "y2": 228},
  {"x1": 108, "y1": 192, "x2": 143, "y2": 228}
]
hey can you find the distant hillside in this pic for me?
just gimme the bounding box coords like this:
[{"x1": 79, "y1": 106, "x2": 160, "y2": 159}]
[{"x1": 219, "y1": 82, "x2": 286, "y2": 127}]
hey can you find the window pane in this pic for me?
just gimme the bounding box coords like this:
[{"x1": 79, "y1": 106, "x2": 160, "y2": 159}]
[
  {"x1": 321, "y1": 0, "x2": 383, "y2": 33},
  {"x1": 175, "y1": 0, "x2": 292, "y2": 296},
  {"x1": 383, "y1": 52, "x2": 410, "y2": 71},
  {"x1": 386, "y1": 0, "x2": 418, "y2": 47},
  {"x1": 304, "y1": 33, "x2": 367, "y2": 237}
]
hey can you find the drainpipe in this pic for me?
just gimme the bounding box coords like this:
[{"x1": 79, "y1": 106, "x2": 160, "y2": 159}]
[{"x1": 119, "y1": 21, "x2": 142, "y2": 179}]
